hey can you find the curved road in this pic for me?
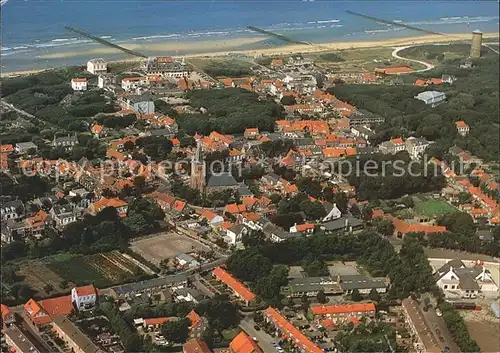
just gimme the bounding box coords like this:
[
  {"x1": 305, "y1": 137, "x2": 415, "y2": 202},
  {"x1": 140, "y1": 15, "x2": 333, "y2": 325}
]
[{"x1": 392, "y1": 46, "x2": 435, "y2": 73}]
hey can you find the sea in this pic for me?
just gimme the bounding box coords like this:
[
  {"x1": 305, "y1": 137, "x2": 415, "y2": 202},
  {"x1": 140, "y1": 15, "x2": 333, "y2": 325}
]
[{"x1": 1, "y1": 0, "x2": 499, "y2": 73}]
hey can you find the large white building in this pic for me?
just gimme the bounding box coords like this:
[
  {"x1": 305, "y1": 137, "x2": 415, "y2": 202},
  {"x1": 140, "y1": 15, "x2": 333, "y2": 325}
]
[
  {"x1": 86, "y1": 58, "x2": 107, "y2": 75},
  {"x1": 71, "y1": 284, "x2": 97, "y2": 311},
  {"x1": 435, "y1": 259, "x2": 498, "y2": 299},
  {"x1": 414, "y1": 90, "x2": 446, "y2": 107},
  {"x1": 121, "y1": 77, "x2": 145, "y2": 91},
  {"x1": 71, "y1": 78, "x2": 87, "y2": 91}
]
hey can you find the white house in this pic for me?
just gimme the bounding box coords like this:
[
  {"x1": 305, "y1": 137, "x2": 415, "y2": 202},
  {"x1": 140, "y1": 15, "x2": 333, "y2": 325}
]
[
  {"x1": 322, "y1": 203, "x2": 342, "y2": 222},
  {"x1": 71, "y1": 284, "x2": 97, "y2": 311},
  {"x1": 71, "y1": 78, "x2": 87, "y2": 91},
  {"x1": 86, "y1": 58, "x2": 107, "y2": 75},
  {"x1": 226, "y1": 224, "x2": 247, "y2": 245},
  {"x1": 50, "y1": 205, "x2": 77, "y2": 230},
  {"x1": 121, "y1": 77, "x2": 145, "y2": 91},
  {"x1": 405, "y1": 137, "x2": 432, "y2": 160},
  {"x1": 435, "y1": 259, "x2": 498, "y2": 299},
  {"x1": 456, "y1": 121, "x2": 470, "y2": 136}
]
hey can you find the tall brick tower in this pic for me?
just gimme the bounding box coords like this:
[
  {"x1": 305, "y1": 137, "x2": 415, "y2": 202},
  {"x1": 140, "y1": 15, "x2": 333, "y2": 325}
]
[
  {"x1": 470, "y1": 29, "x2": 482, "y2": 58},
  {"x1": 190, "y1": 142, "x2": 206, "y2": 191}
]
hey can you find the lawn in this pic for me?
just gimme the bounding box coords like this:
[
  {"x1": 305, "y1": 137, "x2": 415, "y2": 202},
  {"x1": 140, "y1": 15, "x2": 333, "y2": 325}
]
[
  {"x1": 46, "y1": 254, "x2": 113, "y2": 288},
  {"x1": 414, "y1": 199, "x2": 457, "y2": 217}
]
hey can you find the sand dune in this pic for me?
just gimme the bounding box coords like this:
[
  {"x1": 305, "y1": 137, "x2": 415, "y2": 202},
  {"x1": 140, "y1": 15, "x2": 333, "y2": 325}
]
[{"x1": 4, "y1": 32, "x2": 498, "y2": 77}]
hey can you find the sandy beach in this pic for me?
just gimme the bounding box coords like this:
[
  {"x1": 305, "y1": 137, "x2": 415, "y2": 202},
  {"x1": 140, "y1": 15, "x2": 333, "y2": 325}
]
[{"x1": 3, "y1": 32, "x2": 498, "y2": 77}]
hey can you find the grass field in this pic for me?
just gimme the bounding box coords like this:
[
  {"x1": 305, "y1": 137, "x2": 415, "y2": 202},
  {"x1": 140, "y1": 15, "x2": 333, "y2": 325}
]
[
  {"x1": 45, "y1": 251, "x2": 144, "y2": 288},
  {"x1": 414, "y1": 199, "x2": 457, "y2": 217}
]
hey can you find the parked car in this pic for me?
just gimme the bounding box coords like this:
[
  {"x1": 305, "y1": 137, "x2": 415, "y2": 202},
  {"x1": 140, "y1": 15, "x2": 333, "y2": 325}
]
[{"x1": 254, "y1": 325, "x2": 261, "y2": 331}]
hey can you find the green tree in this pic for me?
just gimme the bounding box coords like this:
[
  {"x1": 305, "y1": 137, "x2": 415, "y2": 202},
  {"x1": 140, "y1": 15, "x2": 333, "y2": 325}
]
[
  {"x1": 351, "y1": 288, "x2": 363, "y2": 302},
  {"x1": 317, "y1": 290, "x2": 327, "y2": 304},
  {"x1": 161, "y1": 318, "x2": 190, "y2": 344},
  {"x1": 195, "y1": 295, "x2": 240, "y2": 331},
  {"x1": 375, "y1": 219, "x2": 395, "y2": 236},
  {"x1": 368, "y1": 288, "x2": 381, "y2": 302}
]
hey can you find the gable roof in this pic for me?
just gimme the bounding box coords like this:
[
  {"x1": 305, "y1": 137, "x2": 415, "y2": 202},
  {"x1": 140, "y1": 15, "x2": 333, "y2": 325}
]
[
  {"x1": 183, "y1": 339, "x2": 211, "y2": 353},
  {"x1": 230, "y1": 331, "x2": 262, "y2": 353},
  {"x1": 311, "y1": 303, "x2": 376, "y2": 316},
  {"x1": 212, "y1": 267, "x2": 256, "y2": 302},
  {"x1": 74, "y1": 284, "x2": 97, "y2": 297}
]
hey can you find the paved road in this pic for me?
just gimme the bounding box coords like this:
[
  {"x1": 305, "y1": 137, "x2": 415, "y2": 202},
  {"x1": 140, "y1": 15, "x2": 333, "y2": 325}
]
[
  {"x1": 483, "y1": 43, "x2": 499, "y2": 54},
  {"x1": 422, "y1": 307, "x2": 461, "y2": 353},
  {"x1": 392, "y1": 46, "x2": 435, "y2": 73},
  {"x1": 240, "y1": 318, "x2": 279, "y2": 353},
  {"x1": 1, "y1": 100, "x2": 58, "y2": 129}
]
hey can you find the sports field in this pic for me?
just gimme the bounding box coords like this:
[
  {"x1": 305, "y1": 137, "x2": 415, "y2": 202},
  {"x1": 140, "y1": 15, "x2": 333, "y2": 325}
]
[{"x1": 414, "y1": 199, "x2": 457, "y2": 217}]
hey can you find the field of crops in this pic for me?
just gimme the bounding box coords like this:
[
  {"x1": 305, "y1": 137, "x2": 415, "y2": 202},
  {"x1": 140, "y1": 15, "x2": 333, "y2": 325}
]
[{"x1": 46, "y1": 251, "x2": 144, "y2": 288}]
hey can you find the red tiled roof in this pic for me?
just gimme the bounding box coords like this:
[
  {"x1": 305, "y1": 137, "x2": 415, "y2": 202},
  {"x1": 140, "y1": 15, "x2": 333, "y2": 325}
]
[
  {"x1": 387, "y1": 215, "x2": 447, "y2": 235},
  {"x1": 1, "y1": 304, "x2": 13, "y2": 321},
  {"x1": 0, "y1": 144, "x2": 14, "y2": 153},
  {"x1": 173, "y1": 200, "x2": 186, "y2": 212},
  {"x1": 74, "y1": 284, "x2": 96, "y2": 297},
  {"x1": 212, "y1": 267, "x2": 256, "y2": 302},
  {"x1": 295, "y1": 223, "x2": 314, "y2": 232},
  {"x1": 144, "y1": 317, "x2": 173, "y2": 326},
  {"x1": 264, "y1": 307, "x2": 322, "y2": 353},
  {"x1": 71, "y1": 78, "x2": 87, "y2": 83},
  {"x1": 230, "y1": 331, "x2": 262, "y2": 353},
  {"x1": 186, "y1": 310, "x2": 202, "y2": 329},
  {"x1": 456, "y1": 121, "x2": 469, "y2": 128},
  {"x1": 183, "y1": 339, "x2": 211, "y2": 353},
  {"x1": 311, "y1": 303, "x2": 376, "y2": 316}
]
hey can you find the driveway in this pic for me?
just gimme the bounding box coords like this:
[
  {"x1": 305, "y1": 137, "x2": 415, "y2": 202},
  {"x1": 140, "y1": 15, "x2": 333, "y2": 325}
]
[
  {"x1": 239, "y1": 318, "x2": 279, "y2": 353},
  {"x1": 421, "y1": 308, "x2": 461, "y2": 353},
  {"x1": 392, "y1": 46, "x2": 435, "y2": 72}
]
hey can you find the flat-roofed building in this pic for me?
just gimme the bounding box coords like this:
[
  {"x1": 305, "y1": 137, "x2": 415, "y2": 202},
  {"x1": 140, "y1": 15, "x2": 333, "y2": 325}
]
[
  {"x1": 51, "y1": 316, "x2": 102, "y2": 353},
  {"x1": 288, "y1": 276, "x2": 342, "y2": 297},
  {"x1": 4, "y1": 325, "x2": 42, "y2": 353}
]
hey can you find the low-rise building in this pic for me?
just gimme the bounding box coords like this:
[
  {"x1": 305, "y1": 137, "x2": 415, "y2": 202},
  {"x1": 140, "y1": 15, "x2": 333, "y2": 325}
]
[
  {"x1": 15, "y1": 141, "x2": 38, "y2": 154},
  {"x1": 87, "y1": 58, "x2": 107, "y2": 75},
  {"x1": 337, "y1": 275, "x2": 388, "y2": 294},
  {"x1": 120, "y1": 94, "x2": 155, "y2": 114},
  {"x1": 183, "y1": 338, "x2": 211, "y2": 353},
  {"x1": 434, "y1": 259, "x2": 498, "y2": 298},
  {"x1": 264, "y1": 307, "x2": 322, "y2": 353},
  {"x1": 414, "y1": 91, "x2": 446, "y2": 107},
  {"x1": 1, "y1": 200, "x2": 25, "y2": 221},
  {"x1": 401, "y1": 298, "x2": 441, "y2": 353},
  {"x1": 310, "y1": 303, "x2": 376, "y2": 322},
  {"x1": 456, "y1": 121, "x2": 469, "y2": 136},
  {"x1": 379, "y1": 137, "x2": 405, "y2": 154},
  {"x1": 50, "y1": 204, "x2": 78, "y2": 229},
  {"x1": 288, "y1": 276, "x2": 342, "y2": 297},
  {"x1": 229, "y1": 331, "x2": 262, "y2": 353},
  {"x1": 71, "y1": 78, "x2": 88, "y2": 91},
  {"x1": 88, "y1": 197, "x2": 128, "y2": 217},
  {"x1": 405, "y1": 136, "x2": 432, "y2": 159},
  {"x1": 53, "y1": 134, "x2": 79, "y2": 151},
  {"x1": 52, "y1": 316, "x2": 102, "y2": 353},
  {"x1": 4, "y1": 325, "x2": 42, "y2": 353},
  {"x1": 71, "y1": 284, "x2": 97, "y2": 311},
  {"x1": 212, "y1": 267, "x2": 256, "y2": 306}
]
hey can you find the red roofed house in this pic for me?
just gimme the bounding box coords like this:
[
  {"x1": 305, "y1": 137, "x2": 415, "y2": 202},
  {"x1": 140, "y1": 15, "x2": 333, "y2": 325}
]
[
  {"x1": 90, "y1": 124, "x2": 104, "y2": 138},
  {"x1": 186, "y1": 310, "x2": 207, "y2": 339},
  {"x1": 264, "y1": 307, "x2": 322, "y2": 353},
  {"x1": 225, "y1": 203, "x2": 247, "y2": 214},
  {"x1": 71, "y1": 284, "x2": 97, "y2": 311},
  {"x1": 212, "y1": 267, "x2": 256, "y2": 306},
  {"x1": 311, "y1": 303, "x2": 376, "y2": 322},
  {"x1": 88, "y1": 197, "x2": 128, "y2": 217},
  {"x1": 456, "y1": 121, "x2": 469, "y2": 136},
  {"x1": 183, "y1": 338, "x2": 212, "y2": 353},
  {"x1": 144, "y1": 317, "x2": 174, "y2": 330},
  {"x1": 24, "y1": 295, "x2": 73, "y2": 326},
  {"x1": 0, "y1": 144, "x2": 14, "y2": 154},
  {"x1": 244, "y1": 128, "x2": 260, "y2": 140},
  {"x1": 230, "y1": 331, "x2": 262, "y2": 353},
  {"x1": 71, "y1": 78, "x2": 87, "y2": 91},
  {"x1": 379, "y1": 137, "x2": 406, "y2": 154},
  {"x1": 271, "y1": 59, "x2": 284, "y2": 67},
  {"x1": 289, "y1": 223, "x2": 315, "y2": 234},
  {"x1": 1, "y1": 304, "x2": 15, "y2": 327}
]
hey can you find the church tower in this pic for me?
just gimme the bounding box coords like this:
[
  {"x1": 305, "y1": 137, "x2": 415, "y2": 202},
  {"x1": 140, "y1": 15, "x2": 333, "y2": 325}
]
[{"x1": 190, "y1": 142, "x2": 206, "y2": 191}]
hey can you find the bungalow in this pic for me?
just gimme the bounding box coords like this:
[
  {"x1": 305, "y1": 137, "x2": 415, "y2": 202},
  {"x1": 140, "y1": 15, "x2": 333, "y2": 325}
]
[
  {"x1": 289, "y1": 223, "x2": 315, "y2": 235},
  {"x1": 143, "y1": 317, "x2": 176, "y2": 330}
]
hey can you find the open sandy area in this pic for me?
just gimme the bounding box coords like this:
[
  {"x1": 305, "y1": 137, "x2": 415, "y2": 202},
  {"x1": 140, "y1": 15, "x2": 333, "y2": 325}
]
[
  {"x1": 130, "y1": 233, "x2": 209, "y2": 266},
  {"x1": 3, "y1": 32, "x2": 498, "y2": 77}
]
